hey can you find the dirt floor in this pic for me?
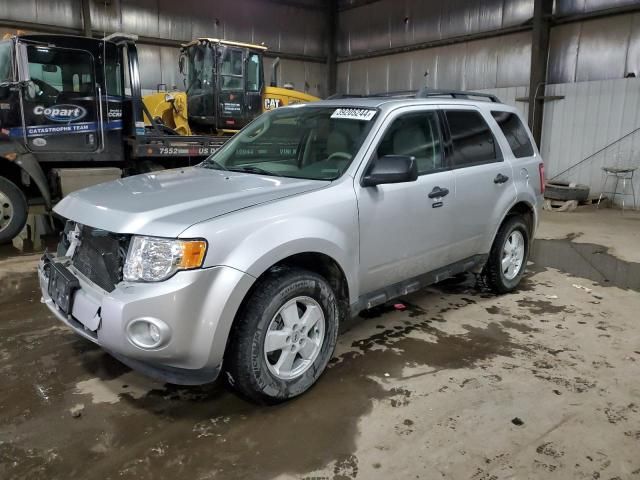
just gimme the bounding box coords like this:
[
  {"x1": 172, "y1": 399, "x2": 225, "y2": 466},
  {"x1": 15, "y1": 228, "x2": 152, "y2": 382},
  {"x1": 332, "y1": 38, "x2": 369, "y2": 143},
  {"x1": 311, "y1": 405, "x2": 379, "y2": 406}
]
[{"x1": 1, "y1": 206, "x2": 639, "y2": 480}]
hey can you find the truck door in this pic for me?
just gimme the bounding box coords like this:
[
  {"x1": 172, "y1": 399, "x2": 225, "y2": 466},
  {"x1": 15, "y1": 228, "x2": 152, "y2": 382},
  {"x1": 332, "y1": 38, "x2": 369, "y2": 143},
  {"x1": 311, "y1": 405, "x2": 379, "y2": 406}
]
[
  {"x1": 18, "y1": 43, "x2": 101, "y2": 153},
  {"x1": 218, "y1": 46, "x2": 246, "y2": 130},
  {"x1": 245, "y1": 51, "x2": 263, "y2": 124}
]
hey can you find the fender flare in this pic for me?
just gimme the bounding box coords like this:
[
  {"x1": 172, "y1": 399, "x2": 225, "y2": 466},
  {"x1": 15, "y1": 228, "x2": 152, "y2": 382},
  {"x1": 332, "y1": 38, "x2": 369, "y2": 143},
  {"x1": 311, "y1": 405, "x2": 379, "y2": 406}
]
[{"x1": 0, "y1": 140, "x2": 51, "y2": 209}]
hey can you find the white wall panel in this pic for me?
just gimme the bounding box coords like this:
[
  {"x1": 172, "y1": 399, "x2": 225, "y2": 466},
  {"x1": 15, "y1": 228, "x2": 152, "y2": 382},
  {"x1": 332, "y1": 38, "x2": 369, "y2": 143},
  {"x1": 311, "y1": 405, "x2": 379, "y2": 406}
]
[{"x1": 540, "y1": 78, "x2": 640, "y2": 202}]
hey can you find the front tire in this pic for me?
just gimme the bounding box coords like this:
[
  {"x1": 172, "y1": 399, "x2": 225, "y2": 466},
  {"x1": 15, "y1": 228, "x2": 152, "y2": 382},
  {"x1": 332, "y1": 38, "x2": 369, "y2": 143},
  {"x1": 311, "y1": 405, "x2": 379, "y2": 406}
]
[
  {"x1": 224, "y1": 267, "x2": 339, "y2": 404},
  {"x1": 0, "y1": 177, "x2": 28, "y2": 244},
  {"x1": 482, "y1": 216, "x2": 530, "y2": 294}
]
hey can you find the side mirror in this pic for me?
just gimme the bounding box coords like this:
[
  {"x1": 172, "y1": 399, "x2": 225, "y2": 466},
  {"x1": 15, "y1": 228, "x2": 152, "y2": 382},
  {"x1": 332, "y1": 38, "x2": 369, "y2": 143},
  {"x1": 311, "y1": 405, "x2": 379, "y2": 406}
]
[
  {"x1": 16, "y1": 42, "x2": 30, "y2": 82},
  {"x1": 25, "y1": 80, "x2": 37, "y2": 99},
  {"x1": 362, "y1": 155, "x2": 418, "y2": 187},
  {"x1": 178, "y1": 54, "x2": 185, "y2": 75}
]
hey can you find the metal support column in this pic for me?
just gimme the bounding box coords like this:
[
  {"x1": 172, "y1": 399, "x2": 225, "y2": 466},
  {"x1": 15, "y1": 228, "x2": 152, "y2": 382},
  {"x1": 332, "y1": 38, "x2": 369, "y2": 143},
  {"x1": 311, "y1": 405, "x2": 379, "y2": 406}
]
[
  {"x1": 528, "y1": 0, "x2": 553, "y2": 148},
  {"x1": 327, "y1": 0, "x2": 338, "y2": 96},
  {"x1": 81, "y1": 0, "x2": 92, "y2": 37}
]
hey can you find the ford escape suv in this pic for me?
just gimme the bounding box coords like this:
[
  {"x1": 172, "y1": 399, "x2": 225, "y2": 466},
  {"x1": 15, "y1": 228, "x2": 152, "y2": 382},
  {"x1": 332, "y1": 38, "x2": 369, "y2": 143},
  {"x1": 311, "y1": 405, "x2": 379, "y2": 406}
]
[{"x1": 39, "y1": 90, "x2": 544, "y2": 403}]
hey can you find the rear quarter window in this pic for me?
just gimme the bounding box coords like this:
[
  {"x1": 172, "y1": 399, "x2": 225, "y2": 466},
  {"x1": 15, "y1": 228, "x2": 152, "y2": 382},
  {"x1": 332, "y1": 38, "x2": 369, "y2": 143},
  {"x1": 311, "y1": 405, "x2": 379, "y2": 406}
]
[{"x1": 491, "y1": 111, "x2": 534, "y2": 158}]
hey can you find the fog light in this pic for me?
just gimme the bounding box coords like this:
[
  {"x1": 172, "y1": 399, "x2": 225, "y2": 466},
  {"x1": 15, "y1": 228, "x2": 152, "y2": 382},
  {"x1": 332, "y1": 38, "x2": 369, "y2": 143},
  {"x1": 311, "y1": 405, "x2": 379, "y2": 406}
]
[{"x1": 127, "y1": 318, "x2": 170, "y2": 349}]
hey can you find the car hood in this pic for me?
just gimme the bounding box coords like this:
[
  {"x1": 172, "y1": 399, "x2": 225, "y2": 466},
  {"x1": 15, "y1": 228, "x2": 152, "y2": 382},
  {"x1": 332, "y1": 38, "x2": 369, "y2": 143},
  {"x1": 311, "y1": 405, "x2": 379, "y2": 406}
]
[{"x1": 54, "y1": 167, "x2": 328, "y2": 237}]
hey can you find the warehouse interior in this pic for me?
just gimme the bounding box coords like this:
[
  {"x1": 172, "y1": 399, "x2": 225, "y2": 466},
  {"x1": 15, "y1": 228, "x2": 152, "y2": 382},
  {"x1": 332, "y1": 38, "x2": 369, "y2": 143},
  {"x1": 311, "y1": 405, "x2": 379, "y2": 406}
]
[{"x1": 1, "y1": 0, "x2": 640, "y2": 479}]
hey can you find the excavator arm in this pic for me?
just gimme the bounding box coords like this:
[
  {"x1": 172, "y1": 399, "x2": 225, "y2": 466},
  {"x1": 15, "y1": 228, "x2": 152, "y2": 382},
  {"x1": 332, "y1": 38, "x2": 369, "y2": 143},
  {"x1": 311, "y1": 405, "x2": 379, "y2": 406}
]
[{"x1": 142, "y1": 91, "x2": 192, "y2": 136}]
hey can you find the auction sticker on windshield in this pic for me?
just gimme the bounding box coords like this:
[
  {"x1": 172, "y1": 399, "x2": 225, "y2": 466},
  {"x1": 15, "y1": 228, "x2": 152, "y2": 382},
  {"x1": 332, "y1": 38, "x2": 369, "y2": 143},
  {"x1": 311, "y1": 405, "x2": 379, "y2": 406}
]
[{"x1": 331, "y1": 108, "x2": 376, "y2": 121}]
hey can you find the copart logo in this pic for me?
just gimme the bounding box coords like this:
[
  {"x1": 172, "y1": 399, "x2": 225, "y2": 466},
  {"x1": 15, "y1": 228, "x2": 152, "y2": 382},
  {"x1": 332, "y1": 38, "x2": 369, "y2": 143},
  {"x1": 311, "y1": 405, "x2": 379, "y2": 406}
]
[{"x1": 33, "y1": 104, "x2": 86, "y2": 122}]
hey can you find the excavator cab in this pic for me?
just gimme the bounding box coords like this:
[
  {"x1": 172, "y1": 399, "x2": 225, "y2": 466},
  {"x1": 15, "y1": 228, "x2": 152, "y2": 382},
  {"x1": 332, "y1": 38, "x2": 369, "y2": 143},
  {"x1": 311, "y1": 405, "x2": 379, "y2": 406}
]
[{"x1": 181, "y1": 38, "x2": 266, "y2": 133}]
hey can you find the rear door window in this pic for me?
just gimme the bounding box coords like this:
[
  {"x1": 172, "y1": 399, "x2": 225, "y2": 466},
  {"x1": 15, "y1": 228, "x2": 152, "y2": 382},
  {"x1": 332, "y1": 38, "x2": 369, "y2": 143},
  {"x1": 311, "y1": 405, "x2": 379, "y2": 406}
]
[
  {"x1": 445, "y1": 110, "x2": 499, "y2": 168},
  {"x1": 491, "y1": 111, "x2": 534, "y2": 158}
]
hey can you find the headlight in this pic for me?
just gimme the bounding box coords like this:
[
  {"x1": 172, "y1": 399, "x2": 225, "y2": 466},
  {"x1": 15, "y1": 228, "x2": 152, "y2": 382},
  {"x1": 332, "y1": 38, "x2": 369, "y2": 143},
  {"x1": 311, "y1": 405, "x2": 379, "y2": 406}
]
[{"x1": 123, "y1": 236, "x2": 207, "y2": 282}]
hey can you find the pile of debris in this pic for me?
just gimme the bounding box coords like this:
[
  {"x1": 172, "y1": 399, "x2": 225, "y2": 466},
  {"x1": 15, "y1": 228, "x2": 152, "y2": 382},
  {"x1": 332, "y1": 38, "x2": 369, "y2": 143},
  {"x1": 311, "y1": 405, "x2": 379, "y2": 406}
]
[{"x1": 543, "y1": 182, "x2": 591, "y2": 212}]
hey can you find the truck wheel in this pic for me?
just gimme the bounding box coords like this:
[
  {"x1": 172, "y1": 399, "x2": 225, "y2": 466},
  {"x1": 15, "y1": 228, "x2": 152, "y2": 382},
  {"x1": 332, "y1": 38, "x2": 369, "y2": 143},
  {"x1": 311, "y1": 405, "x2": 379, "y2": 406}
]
[
  {"x1": 482, "y1": 216, "x2": 530, "y2": 294},
  {"x1": 225, "y1": 267, "x2": 339, "y2": 404},
  {"x1": 0, "y1": 177, "x2": 28, "y2": 244}
]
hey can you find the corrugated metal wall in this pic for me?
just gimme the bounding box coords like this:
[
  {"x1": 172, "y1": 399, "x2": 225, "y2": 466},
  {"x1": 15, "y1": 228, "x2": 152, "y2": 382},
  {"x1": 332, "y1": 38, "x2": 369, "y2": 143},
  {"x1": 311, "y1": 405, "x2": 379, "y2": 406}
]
[
  {"x1": 337, "y1": 0, "x2": 533, "y2": 58},
  {"x1": 0, "y1": 0, "x2": 82, "y2": 29},
  {"x1": 337, "y1": 1, "x2": 640, "y2": 94},
  {"x1": 337, "y1": 31, "x2": 532, "y2": 93},
  {"x1": 0, "y1": 0, "x2": 328, "y2": 96}
]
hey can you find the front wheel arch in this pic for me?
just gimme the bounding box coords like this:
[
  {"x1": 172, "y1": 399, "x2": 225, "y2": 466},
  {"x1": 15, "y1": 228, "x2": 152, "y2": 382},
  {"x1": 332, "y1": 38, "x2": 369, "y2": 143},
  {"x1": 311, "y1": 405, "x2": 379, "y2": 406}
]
[
  {"x1": 224, "y1": 267, "x2": 340, "y2": 403},
  {"x1": 222, "y1": 251, "x2": 351, "y2": 358}
]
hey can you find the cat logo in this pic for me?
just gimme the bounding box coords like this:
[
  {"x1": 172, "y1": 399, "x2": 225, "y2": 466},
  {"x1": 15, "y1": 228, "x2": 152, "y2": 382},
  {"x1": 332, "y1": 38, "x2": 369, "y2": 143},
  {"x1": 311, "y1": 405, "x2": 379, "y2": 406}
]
[{"x1": 264, "y1": 98, "x2": 281, "y2": 111}]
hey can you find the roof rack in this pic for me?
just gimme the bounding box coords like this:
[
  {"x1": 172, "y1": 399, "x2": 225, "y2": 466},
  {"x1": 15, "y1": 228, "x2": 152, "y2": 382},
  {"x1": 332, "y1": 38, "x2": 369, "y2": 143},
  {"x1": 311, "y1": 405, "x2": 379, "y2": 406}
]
[
  {"x1": 327, "y1": 88, "x2": 501, "y2": 103},
  {"x1": 327, "y1": 90, "x2": 417, "y2": 100},
  {"x1": 416, "y1": 88, "x2": 501, "y2": 103}
]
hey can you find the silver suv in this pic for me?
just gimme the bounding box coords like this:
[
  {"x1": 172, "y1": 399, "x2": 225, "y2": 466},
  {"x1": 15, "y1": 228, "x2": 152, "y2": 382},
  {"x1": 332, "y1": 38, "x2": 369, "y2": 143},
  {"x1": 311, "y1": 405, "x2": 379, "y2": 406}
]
[{"x1": 39, "y1": 91, "x2": 544, "y2": 403}]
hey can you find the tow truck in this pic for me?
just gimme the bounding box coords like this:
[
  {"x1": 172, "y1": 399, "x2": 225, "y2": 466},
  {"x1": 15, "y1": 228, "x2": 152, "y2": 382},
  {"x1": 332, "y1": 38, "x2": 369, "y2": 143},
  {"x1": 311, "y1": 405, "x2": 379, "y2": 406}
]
[{"x1": 0, "y1": 33, "x2": 317, "y2": 243}]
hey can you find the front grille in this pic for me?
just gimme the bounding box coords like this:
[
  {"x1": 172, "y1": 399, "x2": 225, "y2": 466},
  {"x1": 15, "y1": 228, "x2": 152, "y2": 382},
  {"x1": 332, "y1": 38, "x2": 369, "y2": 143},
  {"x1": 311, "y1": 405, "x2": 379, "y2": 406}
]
[{"x1": 72, "y1": 226, "x2": 128, "y2": 292}]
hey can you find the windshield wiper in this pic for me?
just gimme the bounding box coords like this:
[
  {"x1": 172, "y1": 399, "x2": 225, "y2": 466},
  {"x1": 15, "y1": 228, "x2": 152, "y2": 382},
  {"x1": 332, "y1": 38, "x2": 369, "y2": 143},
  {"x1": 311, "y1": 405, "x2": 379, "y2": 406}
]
[{"x1": 228, "y1": 166, "x2": 281, "y2": 177}]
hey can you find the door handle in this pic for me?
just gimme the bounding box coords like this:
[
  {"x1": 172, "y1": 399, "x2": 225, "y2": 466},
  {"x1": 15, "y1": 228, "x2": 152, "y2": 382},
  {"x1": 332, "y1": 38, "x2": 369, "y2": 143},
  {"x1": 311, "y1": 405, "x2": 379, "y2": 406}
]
[
  {"x1": 428, "y1": 186, "x2": 449, "y2": 199},
  {"x1": 494, "y1": 173, "x2": 510, "y2": 184}
]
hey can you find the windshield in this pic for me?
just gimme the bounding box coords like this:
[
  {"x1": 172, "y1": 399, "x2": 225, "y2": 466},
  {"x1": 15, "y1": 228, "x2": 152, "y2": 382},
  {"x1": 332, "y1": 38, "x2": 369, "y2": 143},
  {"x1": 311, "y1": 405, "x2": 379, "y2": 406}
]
[
  {"x1": 185, "y1": 44, "x2": 215, "y2": 95},
  {"x1": 185, "y1": 44, "x2": 215, "y2": 118},
  {"x1": 200, "y1": 106, "x2": 379, "y2": 181}
]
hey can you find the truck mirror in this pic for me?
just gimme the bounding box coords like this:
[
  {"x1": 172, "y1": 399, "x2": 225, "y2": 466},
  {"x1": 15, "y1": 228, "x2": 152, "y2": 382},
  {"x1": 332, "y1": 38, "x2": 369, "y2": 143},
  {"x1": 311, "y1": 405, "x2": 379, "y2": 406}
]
[
  {"x1": 25, "y1": 80, "x2": 36, "y2": 99},
  {"x1": 178, "y1": 54, "x2": 185, "y2": 75},
  {"x1": 16, "y1": 42, "x2": 30, "y2": 82}
]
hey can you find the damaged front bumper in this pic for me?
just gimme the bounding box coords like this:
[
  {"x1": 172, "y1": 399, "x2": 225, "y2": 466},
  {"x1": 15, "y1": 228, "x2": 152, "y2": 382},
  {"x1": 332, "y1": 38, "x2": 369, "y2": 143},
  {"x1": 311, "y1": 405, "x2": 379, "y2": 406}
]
[{"x1": 38, "y1": 253, "x2": 253, "y2": 385}]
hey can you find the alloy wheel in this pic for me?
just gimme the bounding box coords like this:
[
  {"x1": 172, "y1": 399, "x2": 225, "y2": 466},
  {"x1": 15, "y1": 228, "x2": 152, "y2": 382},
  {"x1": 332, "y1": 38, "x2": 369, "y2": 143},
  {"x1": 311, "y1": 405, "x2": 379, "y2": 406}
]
[{"x1": 263, "y1": 296, "x2": 326, "y2": 380}]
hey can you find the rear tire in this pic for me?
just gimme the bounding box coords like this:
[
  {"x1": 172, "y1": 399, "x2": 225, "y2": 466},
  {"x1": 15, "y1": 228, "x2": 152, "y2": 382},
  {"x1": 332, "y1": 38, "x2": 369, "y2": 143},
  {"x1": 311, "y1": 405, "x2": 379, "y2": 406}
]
[
  {"x1": 482, "y1": 216, "x2": 530, "y2": 294},
  {"x1": 224, "y1": 267, "x2": 339, "y2": 404},
  {"x1": 0, "y1": 177, "x2": 28, "y2": 244}
]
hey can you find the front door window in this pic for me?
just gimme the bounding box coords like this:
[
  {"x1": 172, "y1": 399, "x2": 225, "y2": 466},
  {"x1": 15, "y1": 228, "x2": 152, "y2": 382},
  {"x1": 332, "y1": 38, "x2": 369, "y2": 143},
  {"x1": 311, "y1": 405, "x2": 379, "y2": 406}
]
[{"x1": 20, "y1": 44, "x2": 99, "y2": 152}]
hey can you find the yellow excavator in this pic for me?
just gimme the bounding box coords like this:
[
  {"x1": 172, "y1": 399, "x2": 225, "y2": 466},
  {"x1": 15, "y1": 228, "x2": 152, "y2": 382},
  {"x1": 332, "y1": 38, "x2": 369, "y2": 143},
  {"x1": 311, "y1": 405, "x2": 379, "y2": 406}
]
[{"x1": 142, "y1": 38, "x2": 319, "y2": 136}]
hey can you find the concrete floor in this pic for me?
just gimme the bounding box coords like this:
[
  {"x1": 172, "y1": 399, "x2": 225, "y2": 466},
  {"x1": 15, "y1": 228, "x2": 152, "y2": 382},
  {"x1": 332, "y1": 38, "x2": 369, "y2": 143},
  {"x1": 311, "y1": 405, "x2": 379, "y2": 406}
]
[{"x1": 1, "y1": 206, "x2": 639, "y2": 480}]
